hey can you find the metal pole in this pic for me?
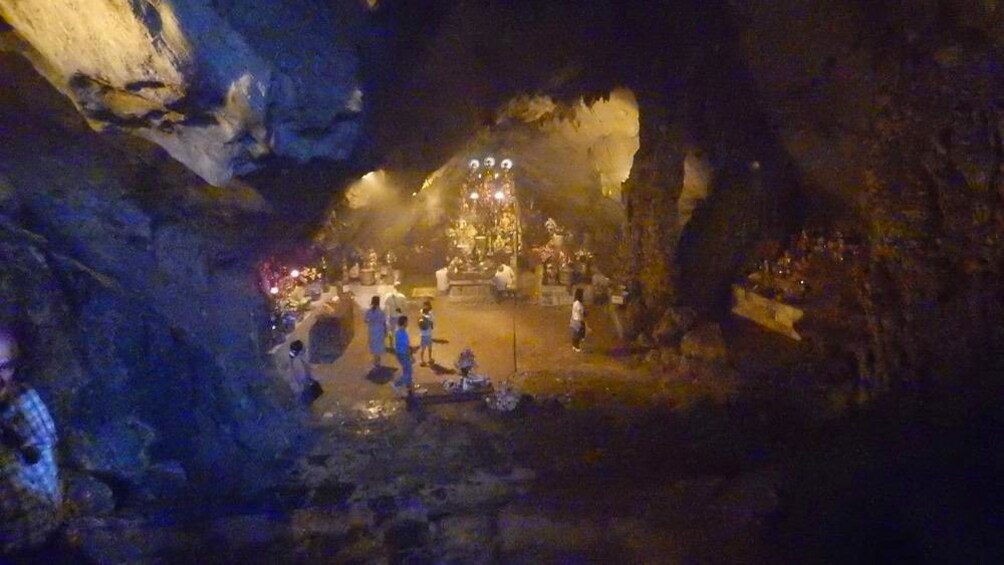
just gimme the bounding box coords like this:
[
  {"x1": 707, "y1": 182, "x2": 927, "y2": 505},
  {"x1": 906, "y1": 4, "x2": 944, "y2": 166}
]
[{"x1": 512, "y1": 197, "x2": 519, "y2": 376}]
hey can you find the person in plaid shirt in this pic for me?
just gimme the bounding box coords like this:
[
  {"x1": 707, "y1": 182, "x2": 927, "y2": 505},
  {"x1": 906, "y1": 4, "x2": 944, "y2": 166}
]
[{"x1": 0, "y1": 328, "x2": 61, "y2": 553}]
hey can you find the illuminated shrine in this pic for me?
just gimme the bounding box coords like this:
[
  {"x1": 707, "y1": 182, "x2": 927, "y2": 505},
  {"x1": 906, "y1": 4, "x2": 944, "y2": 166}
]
[{"x1": 447, "y1": 156, "x2": 521, "y2": 276}]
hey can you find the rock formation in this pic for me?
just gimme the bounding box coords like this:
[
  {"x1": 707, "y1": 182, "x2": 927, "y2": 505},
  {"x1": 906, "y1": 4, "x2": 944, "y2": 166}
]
[
  {"x1": 0, "y1": 53, "x2": 303, "y2": 507},
  {"x1": 0, "y1": 0, "x2": 365, "y2": 186}
]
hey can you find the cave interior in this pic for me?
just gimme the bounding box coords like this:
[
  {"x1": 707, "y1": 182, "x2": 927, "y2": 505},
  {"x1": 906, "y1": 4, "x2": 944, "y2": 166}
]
[{"x1": 1, "y1": 0, "x2": 1004, "y2": 562}]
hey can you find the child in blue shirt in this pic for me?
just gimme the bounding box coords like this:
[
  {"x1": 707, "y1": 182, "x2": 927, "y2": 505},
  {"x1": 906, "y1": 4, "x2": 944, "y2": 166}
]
[{"x1": 393, "y1": 316, "x2": 413, "y2": 394}]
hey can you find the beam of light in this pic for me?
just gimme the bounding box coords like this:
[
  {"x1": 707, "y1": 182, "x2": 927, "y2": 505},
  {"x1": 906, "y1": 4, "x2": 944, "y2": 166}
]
[
  {"x1": 494, "y1": 190, "x2": 505, "y2": 201},
  {"x1": 290, "y1": 269, "x2": 300, "y2": 278},
  {"x1": 469, "y1": 191, "x2": 480, "y2": 200},
  {"x1": 269, "y1": 286, "x2": 279, "y2": 295}
]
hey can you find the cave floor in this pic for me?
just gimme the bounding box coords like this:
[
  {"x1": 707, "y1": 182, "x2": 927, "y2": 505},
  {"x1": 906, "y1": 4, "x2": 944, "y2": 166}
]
[
  {"x1": 41, "y1": 280, "x2": 1003, "y2": 563},
  {"x1": 308, "y1": 278, "x2": 654, "y2": 424},
  {"x1": 245, "y1": 277, "x2": 772, "y2": 563}
]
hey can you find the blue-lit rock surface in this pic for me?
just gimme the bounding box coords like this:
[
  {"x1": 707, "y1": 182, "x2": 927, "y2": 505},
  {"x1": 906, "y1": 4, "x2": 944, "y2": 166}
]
[{"x1": 0, "y1": 54, "x2": 303, "y2": 508}]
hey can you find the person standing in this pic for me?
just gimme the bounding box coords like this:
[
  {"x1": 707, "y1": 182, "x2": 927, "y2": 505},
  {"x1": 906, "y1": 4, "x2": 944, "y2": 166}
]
[
  {"x1": 289, "y1": 340, "x2": 322, "y2": 404},
  {"x1": 418, "y1": 301, "x2": 435, "y2": 367},
  {"x1": 0, "y1": 327, "x2": 61, "y2": 553},
  {"x1": 392, "y1": 316, "x2": 414, "y2": 395},
  {"x1": 492, "y1": 263, "x2": 515, "y2": 302},
  {"x1": 364, "y1": 296, "x2": 387, "y2": 369},
  {"x1": 569, "y1": 288, "x2": 586, "y2": 352},
  {"x1": 383, "y1": 283, "x2": 408, "y2": 347}
]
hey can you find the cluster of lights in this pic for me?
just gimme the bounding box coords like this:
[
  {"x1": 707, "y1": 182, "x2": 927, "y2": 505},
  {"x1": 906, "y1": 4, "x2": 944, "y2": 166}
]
[
  {"x1": 469, "y1": 157, "x2": 514, "y2": 171},
  {"x1": 455, "y1": 153, "x2": 520, "y2": 261},
  {"x1": 467, "y1": 156, "x2": 515, "y2": 202},
  {"x1": 268, "y1": 267, "x2": 305, "y2": 297}
]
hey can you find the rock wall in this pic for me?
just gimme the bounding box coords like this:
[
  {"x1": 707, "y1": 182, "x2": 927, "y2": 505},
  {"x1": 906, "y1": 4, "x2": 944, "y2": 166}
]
[
  {"x1": 0, "y1": 53, "x2": 302, "y2": 504},
  {"x1": 719, "y1": 0, "x2": 1004, "y2": 382},
  {"x1": 617, "y1": 0, "x2": 797, "y2": 319},
  {"x1": 0, "y1": 0, "x2": 364, "y2": 186},
  {"x1": 612, "y1": 0, "x2": 1004, "y2": 382}
]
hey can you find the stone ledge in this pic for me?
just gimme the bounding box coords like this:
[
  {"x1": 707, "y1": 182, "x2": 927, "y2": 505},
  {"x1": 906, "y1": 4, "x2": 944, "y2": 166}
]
[{"x1": 731, "y1": 285, "x2": 803, "y2": 340}]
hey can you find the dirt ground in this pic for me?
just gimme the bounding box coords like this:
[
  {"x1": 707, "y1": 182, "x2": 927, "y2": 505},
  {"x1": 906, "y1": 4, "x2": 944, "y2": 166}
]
[
  {"x1": 34, "y1": 277, "x2": 1003, "y2": 563},
  {"x1": 308, "y1": 275, "x2": 653, "y2": 421}
]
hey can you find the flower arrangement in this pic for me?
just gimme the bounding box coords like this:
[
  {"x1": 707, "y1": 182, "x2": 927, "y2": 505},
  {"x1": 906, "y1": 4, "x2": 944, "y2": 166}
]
[
  {"x1": 532, "y1": 244, "x2": 557, "y2": 264},
  {"x1": 485, "y1": 382, "x2": 520, "y2": 412}
]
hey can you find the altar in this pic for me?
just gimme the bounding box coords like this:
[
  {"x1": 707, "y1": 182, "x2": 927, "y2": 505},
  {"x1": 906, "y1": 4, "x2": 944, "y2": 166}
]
[
  {"x1": 444, "y1": 258, "x2": 496, "y2": 301},
  {"x1": 447, "y1": 157, "x2": 520, "y2": 260}
]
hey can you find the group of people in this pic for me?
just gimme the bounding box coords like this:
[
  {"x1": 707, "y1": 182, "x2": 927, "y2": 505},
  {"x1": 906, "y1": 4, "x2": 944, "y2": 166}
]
[
  {"x1": 362, "y1": 284, "x2": 589, "y2": 398},
  {"x1": 364, "y1": 291, "x2": 436, "y2": 396}
]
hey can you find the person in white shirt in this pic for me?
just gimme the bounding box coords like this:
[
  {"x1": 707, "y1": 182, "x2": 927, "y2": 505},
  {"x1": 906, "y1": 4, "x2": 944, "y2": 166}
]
[
  {"x1": 383, "y1": 284, "x2": 408, "y2": 347},
  {"x1": 493, "y1": 263, "x2": 516, "y2": 302},
  {"x1": 569, "y1": 287, "x2": 586, "y2": 352}
]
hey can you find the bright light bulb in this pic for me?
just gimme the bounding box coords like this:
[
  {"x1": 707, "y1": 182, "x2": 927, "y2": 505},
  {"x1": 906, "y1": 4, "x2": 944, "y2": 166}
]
[
  {"x1": 469, "y1": 159, "x2": 480, "y2": 170},
  {"x1": 484, "y1": 157, "x2": 496, "y2": 167},
  {"x1": 269, "y1": 286, "x2": 279, "y2": 295},
  {"x1": 501, "y1": 159, "x2": 513, "y2": 169},
  {"x1": 291, "y1": 269, "x2": 300, "y2": 278},
  {"x1": 469, "y1": 191, "x2": 480, "y2": 200},
  {"x1": 494, "y1": 190, "x2": 505, "y2": 201}
]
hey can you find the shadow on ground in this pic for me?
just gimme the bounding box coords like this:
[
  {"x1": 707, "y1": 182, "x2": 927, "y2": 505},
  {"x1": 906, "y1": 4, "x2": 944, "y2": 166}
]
[
  {"x1": 365, "y1": 366, "x2": 396, "y2": 384},
  {"x1": 427, "y1": 362, "x2": 455, "y2": 376}
]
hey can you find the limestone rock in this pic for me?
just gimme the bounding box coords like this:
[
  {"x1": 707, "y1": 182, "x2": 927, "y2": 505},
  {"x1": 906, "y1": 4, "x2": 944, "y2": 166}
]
[
  {"x1": 139, "y1": 460, "x2": 189, "y2": 502},
  {"x1": 714, "y1": 473, "x2": 779, "y2": 534},
  {"x1": 65, "y1": 418, "x2": 156, "y2": 481},
  {"x1": 425, "y1": 470, "x2": 515, "y2": 512},
  {"x1": 644, "y1": 348, "x2": 662, "y2": 367},
  {"x1": 209, "y1": 513, "x2": 285, "y2": 549},
  {"x1": 681, "y1": 323, "x2": 727, "y2": 362},
  {"x1": 659, "y1": 347, "x2": 683, "y2": 371},
  {"x1": 433, "y1": 514, "x2": 495, "y2": 564},
  {"x1": 497, "y1": 507, "x2": 597, "y2": 555},
  {"x1": 383, "y1": 518, "x2": 432, "y2": 561},
  {"x1": 635, "y1": 332, "x2": 655, "y2": 350},
  {"x1": 67, "y1": 516, "x2": 192, "y2": 564},
  {"x1": 63, "y1": 471, "x2": 116, "y2": 518},
  {"x1": 0, "y1": 0, "x2": 364, "y2": 185},
  {"x1": 653, "y1": 306, "x2": 698, "y2": 345}
]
